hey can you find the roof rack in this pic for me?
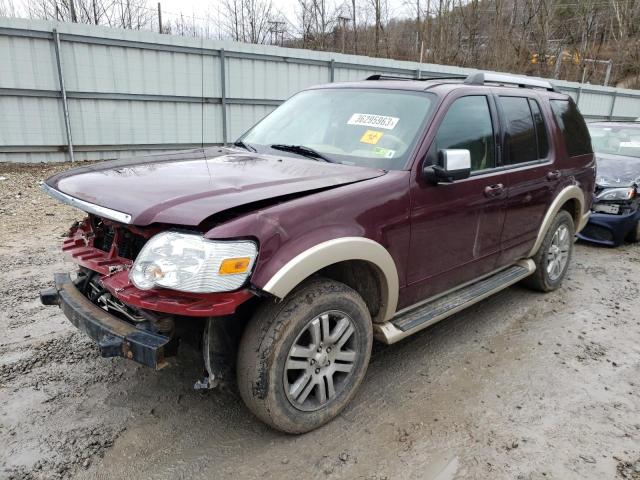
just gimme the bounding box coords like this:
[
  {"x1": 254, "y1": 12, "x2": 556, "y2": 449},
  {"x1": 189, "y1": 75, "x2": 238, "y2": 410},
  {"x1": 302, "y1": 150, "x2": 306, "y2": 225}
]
[
  {"x1": 365, "y1": 71, "x2": 557, "y2": 91},
  {"x1": 464, "y1": 72, "x2": 557, "y2": 91},
  {"x1": 365, "y1": 74, "x2": 465, "y2": 82}
]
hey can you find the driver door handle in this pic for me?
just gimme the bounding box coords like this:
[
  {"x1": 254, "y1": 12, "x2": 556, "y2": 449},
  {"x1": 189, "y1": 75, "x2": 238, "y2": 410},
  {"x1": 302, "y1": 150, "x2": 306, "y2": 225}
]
[{"x1": 484, "y1": 183, "x2": 504, "y2": 198}]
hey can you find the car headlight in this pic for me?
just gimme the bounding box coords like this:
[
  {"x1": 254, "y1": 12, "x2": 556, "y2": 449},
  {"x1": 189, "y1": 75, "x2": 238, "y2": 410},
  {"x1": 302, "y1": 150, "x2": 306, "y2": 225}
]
[
  {"x1": 595, "y1": 187, "x2": 636, "y2": 202},
  {"x1": 130, "y1": 231, "x2": 257, "y2": 293}
]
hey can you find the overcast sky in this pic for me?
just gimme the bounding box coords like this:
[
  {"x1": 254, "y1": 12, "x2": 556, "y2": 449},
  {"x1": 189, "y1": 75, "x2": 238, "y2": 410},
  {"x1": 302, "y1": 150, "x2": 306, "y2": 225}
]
[
  {"x1": 157, "y1": 0, "x2": 411, "y2": 31},
  {"x1": 5, "y1": 0, "x2": 412, "y2": 38}
]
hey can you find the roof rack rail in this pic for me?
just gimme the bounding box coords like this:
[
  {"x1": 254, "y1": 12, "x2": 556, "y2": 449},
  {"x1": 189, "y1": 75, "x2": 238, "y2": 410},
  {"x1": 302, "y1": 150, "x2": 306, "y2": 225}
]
[
  {"x1": 365, "y1": 74, "x2": 466, "y2": 82},
  {"x1": 365, "y1": 74, "x2": 413, "y2": 81},
  {"x1": 464, "y1": 72, "x2": 557, "y2": 91},
  {"x1": 365, "y1": 71, "x2": 557, "y2": 91}
]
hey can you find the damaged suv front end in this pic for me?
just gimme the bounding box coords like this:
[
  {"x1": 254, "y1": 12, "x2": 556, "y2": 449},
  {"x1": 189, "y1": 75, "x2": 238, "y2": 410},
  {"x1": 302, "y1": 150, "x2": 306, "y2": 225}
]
[
  {"x1": 40, "y1": 213, "x2": 256, "y2": 370},
  {"x1": 38, "y1": 143, "x2": 388, "y2": 384}
]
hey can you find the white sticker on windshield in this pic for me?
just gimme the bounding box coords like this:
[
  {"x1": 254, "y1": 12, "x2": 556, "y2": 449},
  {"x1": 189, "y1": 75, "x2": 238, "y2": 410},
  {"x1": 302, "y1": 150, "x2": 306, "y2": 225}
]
[{"x1": 347, "y1": 113, "x2": 399, "y2": 130}]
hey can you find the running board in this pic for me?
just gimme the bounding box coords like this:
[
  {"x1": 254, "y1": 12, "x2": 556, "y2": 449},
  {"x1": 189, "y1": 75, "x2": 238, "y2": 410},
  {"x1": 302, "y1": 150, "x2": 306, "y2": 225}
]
[{"x1": 374, "y1": 259, "x2": 535, "y2": 344}]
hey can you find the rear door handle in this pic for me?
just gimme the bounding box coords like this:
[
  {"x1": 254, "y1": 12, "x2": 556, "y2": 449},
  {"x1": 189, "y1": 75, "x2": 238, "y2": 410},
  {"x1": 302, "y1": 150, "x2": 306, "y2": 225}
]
[
  {"x1": 484, "y1": 183, "x2": 504, "y2": 198},
  {"x1": 547, "y1": 170, "x2": 561, "y2": 181}
]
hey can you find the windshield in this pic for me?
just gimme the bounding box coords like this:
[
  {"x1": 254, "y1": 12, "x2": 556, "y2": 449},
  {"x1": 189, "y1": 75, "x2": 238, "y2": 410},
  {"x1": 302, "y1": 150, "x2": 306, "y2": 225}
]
[
  {"x1": 240, "y1": 88, "x2": 435, "y2": 170},
  {"x1": 588, "y1": 124, "x2": 640, "y2": 159}
]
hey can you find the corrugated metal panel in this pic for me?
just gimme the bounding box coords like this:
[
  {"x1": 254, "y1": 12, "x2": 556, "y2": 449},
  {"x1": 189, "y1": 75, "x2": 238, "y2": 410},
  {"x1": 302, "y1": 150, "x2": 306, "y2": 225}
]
[
  {"x1": 613, "y1": 96, "x2": 640, "y2": 118},
  {"x1": 575, "y1": 92, "x2": 613, "y2": 117},
  {"x1": 0, "y1": 35, "x2": 59, "y2": 90},
  {"x1": 0, "y1": 97, "x2": 65, "y2": 144},
  {"x1": 226, "y1": 57, "x2": 327, "y2": 99},
  {"x1": 1, "y1": 17, "x2": 640, "y2": 163},
  {"x1": 227, "y1": 104, "x2": 276, "y2": 139},
  {"x1": 67, "y1": 99, "x2": 204, "y2": 145}
]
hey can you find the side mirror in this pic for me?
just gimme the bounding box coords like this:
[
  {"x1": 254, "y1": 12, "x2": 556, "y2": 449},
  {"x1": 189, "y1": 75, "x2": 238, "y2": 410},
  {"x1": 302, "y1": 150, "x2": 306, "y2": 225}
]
[{"x1": 423, "y1": 149, "x2": 472, "y2": 184}]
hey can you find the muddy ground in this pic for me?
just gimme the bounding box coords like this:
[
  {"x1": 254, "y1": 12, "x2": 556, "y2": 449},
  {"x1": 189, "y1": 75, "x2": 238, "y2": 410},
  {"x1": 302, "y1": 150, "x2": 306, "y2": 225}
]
[{"x1": 0, "y1": 162, "x2": 639, "y2": 480}]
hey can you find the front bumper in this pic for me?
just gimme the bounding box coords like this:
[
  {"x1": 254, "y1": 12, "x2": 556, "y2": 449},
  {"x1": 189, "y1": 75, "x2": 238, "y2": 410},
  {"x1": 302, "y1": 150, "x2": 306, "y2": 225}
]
[
  {"x1": 40, "y1": 273, "x2": 170, "y2": 369},
  {"x1": 577, "y1": 209, "x2": 639, "y2": 246}
]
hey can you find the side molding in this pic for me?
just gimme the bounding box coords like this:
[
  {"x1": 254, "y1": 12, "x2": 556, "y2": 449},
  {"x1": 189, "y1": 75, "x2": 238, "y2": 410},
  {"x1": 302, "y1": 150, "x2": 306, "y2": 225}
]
[
  {"x1": 262, "y1": 237, "x2": 400, "y2": 321},
  {"x1": 528, "y1": 185, "x2": 585, "y2": 258}
]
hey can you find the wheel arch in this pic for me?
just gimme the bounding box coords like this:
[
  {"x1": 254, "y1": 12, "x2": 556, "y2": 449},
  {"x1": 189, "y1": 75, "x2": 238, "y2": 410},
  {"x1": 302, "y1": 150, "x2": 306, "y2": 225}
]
[
  {"x1": 528, "y1": 185, "x2": 586, "y2": 257},
  {"x1": 261, "y1": 237, "x2": 399, "y2": 322}
]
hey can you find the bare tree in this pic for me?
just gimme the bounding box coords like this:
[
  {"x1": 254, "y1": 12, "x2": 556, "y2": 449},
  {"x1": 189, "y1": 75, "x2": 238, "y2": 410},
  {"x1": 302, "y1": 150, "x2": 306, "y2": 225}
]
[{"x1": 0, "y1": 0, "x2": 17, "y2": 16}]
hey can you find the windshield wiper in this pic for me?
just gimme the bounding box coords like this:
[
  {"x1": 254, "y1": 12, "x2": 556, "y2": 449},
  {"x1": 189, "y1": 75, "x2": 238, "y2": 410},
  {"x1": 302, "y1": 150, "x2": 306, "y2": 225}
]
[
  {"x1": 233, "y1": 140, "x2": 257, "y2": 152},
  {"x1": 270, "y1": 144, "x2": 335, "y2": 163}
]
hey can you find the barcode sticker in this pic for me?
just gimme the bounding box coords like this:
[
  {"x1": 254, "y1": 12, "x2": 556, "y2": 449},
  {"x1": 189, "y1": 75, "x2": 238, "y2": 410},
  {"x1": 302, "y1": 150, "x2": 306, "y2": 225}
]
[{"x1": 347, "y1": 113, "x2": 399, "y2": 130}]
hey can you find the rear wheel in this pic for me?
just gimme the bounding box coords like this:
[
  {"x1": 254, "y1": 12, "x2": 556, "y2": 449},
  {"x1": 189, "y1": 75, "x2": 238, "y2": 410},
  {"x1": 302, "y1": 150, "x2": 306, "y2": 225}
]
[
  {"x1": 237, "y1": 277, "x2": 372, "y2": 433},
  {"x1": 523, "y1": 210, "x2": 574, "y2": 292}
]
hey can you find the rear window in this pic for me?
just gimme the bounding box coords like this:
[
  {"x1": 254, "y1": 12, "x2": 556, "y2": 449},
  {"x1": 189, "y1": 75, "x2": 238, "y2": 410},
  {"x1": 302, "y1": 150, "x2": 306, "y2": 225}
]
[
  {"x1": 550, "y1": 99, "x2": 592, "y2": 156},
  {"x1": 499, "y1": 96, "x2": 548, "y2": 164}
]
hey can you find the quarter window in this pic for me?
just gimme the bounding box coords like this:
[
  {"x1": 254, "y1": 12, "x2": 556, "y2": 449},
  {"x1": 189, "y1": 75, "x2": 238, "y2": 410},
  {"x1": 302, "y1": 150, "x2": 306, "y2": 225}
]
[
  {"x1": 550, "y1": 99, "x2": 592, "y2": 156},
  {"x1": 434, "y1": 96, "x2": 495, "y2": 171}
]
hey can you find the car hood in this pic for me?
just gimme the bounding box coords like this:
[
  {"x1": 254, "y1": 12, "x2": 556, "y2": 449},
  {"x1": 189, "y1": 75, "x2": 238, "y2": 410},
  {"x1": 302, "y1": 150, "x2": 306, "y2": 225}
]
[
  {"x1": 595, "y1": 153, "x2": 640, "y2": 188},
  {"x1": 45, "y1": 147, "x2": 386, "y2": 226}
]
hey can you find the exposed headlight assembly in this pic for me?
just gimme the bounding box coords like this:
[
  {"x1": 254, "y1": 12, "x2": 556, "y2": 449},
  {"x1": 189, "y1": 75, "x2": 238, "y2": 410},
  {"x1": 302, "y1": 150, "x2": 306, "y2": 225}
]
[
  {"x1": 130, "y1": 231, "x2": 257, "y2": 293},
  {"x1": 595, "y1": 187, "x2": 636, "y2": 202}
]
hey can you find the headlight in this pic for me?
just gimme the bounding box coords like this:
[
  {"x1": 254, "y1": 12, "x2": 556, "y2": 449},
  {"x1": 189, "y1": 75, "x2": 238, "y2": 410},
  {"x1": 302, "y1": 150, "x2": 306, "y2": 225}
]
[
  {"x1": 595, "y1": 187, "x2": 636, "y2": 202},
  {"x1": 130, "y1": 231, "x2": 257, "y2": 293}
]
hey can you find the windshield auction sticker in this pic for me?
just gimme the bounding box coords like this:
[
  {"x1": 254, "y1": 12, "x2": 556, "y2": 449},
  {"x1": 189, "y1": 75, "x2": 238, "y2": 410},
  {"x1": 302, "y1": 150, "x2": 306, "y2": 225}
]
[
  {"x1": 348, "y1": 113, "x2": 399, "y2": 130},
  {"x1": 360, "y1": 130, "x2": 383, "y2": 144}
]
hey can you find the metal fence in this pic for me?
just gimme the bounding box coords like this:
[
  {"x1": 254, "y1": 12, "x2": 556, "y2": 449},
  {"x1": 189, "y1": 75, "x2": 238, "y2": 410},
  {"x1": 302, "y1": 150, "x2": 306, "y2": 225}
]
[{"x1": 2, "y1": 17, "x2": 640, "y2": 163}]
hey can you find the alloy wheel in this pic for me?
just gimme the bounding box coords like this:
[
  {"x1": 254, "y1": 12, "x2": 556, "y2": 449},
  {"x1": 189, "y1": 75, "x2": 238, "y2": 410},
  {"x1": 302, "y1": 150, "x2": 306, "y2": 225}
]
[
  {"x1": 546, "y1": 224, "x2": 571, "y2": 281},
  {"x1": 284, "y1": 310, "x2": 358, "y2": 412}
]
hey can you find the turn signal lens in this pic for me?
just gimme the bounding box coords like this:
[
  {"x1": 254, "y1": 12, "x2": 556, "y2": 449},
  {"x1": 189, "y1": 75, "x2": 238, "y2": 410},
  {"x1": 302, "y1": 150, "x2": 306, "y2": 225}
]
[{"x1": 219, "y1": 257, "x2": 251, "y2": 275}]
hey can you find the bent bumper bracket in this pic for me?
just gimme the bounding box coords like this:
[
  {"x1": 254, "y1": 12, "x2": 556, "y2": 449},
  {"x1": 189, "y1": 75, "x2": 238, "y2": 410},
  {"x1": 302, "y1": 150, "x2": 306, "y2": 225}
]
[{"x1": 40, "y1": 273, "x2": 170, "y2": 369}]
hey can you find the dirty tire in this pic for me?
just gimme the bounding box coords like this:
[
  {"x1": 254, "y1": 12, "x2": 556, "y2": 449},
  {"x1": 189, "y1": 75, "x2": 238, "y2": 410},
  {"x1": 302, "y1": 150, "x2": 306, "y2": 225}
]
[
  {"x1": 523, "y1": 210, "x2": 575, "y2": 292},
  {"x1": 237, "y1": 277, "x2": 373, "y2": 434}
]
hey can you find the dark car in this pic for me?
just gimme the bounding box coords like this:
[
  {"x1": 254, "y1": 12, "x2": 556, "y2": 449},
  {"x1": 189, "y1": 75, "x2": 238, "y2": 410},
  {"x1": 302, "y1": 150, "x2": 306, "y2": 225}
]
[
  {"x1": 578, "y1": 121, "x2": 640, "y2": 246},
  {"x1": 39, "y1": 72, "x2": 595, "y2": 433}
]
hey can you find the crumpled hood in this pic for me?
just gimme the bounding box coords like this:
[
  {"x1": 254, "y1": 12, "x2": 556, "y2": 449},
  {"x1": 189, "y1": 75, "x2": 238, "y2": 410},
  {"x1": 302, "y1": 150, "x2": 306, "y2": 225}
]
[
  {"x1": 595, "y1": 153, "x2": 640, "y2": 187},
  {"x1": 45, "y1": 147, "x2": 386, "y2": 226}
]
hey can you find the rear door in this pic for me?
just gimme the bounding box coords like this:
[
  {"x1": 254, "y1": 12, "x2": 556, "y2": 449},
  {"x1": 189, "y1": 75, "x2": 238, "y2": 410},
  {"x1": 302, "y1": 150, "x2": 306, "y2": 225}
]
[{"x1": 494, "y1": 93, "x2": 560, "y2": 264}]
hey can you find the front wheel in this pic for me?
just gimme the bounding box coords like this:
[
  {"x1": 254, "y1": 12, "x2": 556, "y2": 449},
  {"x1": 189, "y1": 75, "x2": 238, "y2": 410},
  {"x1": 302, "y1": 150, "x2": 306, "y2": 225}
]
[
  {"x1": 237, "y1": 277, "x2": 373, "y2": 434},
  {"x1": 523, "y1": 210, "x2": 575, "y2": 292}
]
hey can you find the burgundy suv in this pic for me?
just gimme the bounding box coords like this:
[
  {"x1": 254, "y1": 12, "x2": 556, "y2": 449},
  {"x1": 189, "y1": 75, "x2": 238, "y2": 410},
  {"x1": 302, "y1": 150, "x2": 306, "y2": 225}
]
[{"x1": 40, "y1": 72, "x2": 595, "y2": 433}]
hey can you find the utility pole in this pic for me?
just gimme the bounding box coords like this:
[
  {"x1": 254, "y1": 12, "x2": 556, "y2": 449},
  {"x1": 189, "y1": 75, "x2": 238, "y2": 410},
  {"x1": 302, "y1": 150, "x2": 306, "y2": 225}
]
[
  {"x1": 268, "y1": 20, "x2": 285, "y2": 46},
  {"x1": 157, "y1": 2, "x2": 163, "y2": 33},
  {"x1": 554, "y1": 45, "x2": 564, "y2": 79},
  {"x1": 374, "y1": 0, "x2": 381, "y2": 56},
  {"x1": 337, "y1": 15, "x2": 350, "y2": 53}
]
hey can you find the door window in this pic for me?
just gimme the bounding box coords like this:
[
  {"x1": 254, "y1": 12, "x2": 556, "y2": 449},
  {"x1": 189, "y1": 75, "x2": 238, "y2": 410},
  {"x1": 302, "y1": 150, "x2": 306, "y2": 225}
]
[
  {"x1": 499, "y1": 96, "x2": 548, "y2": 164},
  {"x1": 434, "y1": 96, "x2": 495, "y2": 171},
  {"x1": 529, "y1": 99, "x2": 549, "y2": 158}
]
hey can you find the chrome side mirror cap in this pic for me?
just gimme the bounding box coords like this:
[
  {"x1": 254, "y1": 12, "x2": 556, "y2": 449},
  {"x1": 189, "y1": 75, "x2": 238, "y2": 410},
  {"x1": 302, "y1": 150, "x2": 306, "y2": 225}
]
[{"x1": 423, "y1": 149, "x2": 472, "y2": 183}]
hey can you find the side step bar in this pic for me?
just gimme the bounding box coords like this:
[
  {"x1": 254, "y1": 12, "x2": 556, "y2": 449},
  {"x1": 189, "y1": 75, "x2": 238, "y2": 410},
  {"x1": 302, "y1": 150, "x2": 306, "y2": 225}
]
[{"x1": 374, "y1": 260, "x2": 535, "y2": 344}]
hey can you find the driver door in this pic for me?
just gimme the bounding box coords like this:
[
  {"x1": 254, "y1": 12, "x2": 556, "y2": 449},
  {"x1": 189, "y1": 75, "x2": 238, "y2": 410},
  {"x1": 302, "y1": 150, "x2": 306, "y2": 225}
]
[{"x1": 403, "y1": 93, "x2": 510, "y2": 307}]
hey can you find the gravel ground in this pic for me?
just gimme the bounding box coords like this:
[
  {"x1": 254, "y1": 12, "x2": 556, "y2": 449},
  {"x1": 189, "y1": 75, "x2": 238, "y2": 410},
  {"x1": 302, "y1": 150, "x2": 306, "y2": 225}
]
[{"x1": 0, "y1": 162, "x2": 639, "y2": 480}]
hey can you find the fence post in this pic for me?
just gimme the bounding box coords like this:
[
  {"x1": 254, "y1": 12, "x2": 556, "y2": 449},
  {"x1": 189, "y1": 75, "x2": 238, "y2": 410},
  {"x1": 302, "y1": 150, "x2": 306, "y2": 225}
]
[
  {"x1": 53, "y1": 28, "x2": 75, "y2": 162},
  {"x1": 608, "y1": 92, "x2": 617, "y2": 120},
  {"x1": 329, "y1": 59, "x2": 335, "y2": 82},
  {"x1": 220, "y1": 48, "x2": 228, "y2": 145}
]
